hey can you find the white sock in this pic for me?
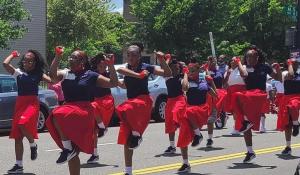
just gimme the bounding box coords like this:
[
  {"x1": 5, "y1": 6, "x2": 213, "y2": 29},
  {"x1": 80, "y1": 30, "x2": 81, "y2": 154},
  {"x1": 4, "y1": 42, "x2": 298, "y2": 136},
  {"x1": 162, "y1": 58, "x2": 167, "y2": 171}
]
[
  {"x1": 62, "y1": 140, "x2": 72, "y2": 151},
  {"x1": 293, "y1": 121, "x2": 299, "y2": 125},
  {"x1": 208, "y1": 134, "x2": 213, "y2": 139},
  {"x1": 132, "y1": 131, "x2": 140, "y2": 137},
  {"x1": 286, "y1": 141, "x2": 291, "y2": 147},
  {"x1": 16, "y1": 160, "x2": 23, "y2": 167},
  {"x1": 194, "y1": 129, "x2": 201, "y2": 136},
  {"x1": 97, "y1": 122, "x2": 105, "y2": 129},
  {"x1": 29, "y1": 142, "x2": 37, "y2": 148},
  {"x1": 247, "y1": 146, "x2": 254, "y2": 153},
  {"x1": 170, "y1": 141, "x2": 175, "y2": 148},
  {"x1": 183, "y1": 159, "x2": 189, "y2": 165},
  {"x1": 260, "y1": 116, "x2": 266, "y2": 128},
  {"x1": 93, "y1": 148, "x2": 98, "y2": 156},
  {"x1": 125, "y1": 166, "x2": 132, "y2": 174}
]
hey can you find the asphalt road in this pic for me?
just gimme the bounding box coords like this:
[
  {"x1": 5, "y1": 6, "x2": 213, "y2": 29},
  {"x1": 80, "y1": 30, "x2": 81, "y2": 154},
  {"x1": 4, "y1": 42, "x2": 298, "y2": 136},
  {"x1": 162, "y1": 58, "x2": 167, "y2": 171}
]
[{"x1": 0, "y1": 114, "x2": 299, "y2": 175}]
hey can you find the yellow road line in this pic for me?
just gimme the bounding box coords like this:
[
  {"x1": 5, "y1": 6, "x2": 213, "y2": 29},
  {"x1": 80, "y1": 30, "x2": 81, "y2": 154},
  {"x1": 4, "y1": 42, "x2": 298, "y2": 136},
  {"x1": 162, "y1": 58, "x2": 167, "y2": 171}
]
[{"x1": 109, "y1": 143, "x2": 300, "y2": 175}]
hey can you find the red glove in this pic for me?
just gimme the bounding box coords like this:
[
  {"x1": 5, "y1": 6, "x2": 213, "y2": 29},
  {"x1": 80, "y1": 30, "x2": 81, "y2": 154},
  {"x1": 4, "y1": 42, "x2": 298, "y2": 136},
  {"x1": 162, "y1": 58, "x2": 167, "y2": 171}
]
[
  {"x1": 55, "y1": 46, "x2": 64, "y2": 56},
  {"x1": 105, "y1": 54, "x2": 115, "y2": 66},
  {"x1": 233, "y1": 57, "x2": 241, "y2": 64},
  {"x1": 272, "y1": 63, "x2": 280, "y2": 71},
  {"x1": 182, "y1": 66, "x2": 189, "y2": 74},
  {"x1": 287, "y1": 59, "x2": 295, "y2": 66},
  {"x1": 164, "y1": 54, "x2": 171, "y2": 62},
  {"x1": 202, "y1": 63, "x2": 209, "y2": 71},
  {"x1": 11, "y1": 50, "x2": 20, "y2": 58},
  {"x1": 139, "y1": 70, "x2": 148, "y2": 79},
  {"x1": 205, "y1": 75, "x2": 213, "y2": 82}
]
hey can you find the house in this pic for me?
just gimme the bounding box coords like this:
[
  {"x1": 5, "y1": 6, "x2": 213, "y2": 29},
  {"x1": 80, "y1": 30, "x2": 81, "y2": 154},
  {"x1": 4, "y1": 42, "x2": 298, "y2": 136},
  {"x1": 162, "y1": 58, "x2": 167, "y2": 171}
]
[{"x1": 0, "y1": 0, "x2": 47, "y2": 74}]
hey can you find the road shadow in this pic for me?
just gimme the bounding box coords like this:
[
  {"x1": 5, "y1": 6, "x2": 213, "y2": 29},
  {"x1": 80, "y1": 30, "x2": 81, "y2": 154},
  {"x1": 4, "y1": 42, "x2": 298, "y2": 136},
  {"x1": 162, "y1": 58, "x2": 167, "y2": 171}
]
[
  {"x1": 219, "y1": 134, "x2": 244, "y2": 138},
  {"x1": 3, "y1": 174, "x2": 36, "y2": 175},
  {"x1": 80, "y1": 163, "x2": 118, "y2": 169},
  {"x1": 228, "y1": 163, "x2": 277, "y2": 170},
  {"x1": 197, "y1": 147, "x2": 225, "y2": 152},
  {"x1": 154, "y1": 153, "x2": 182, "y2": 158},
  {"x1": 253, "y1": 131, "x2": 278, "y2": 134},
  {"x1": 276, "y1": 154, "x2": 300, "y2": 160},
  {"x1": 176, "y1": 172, "x2": 211, "y2": 175}
]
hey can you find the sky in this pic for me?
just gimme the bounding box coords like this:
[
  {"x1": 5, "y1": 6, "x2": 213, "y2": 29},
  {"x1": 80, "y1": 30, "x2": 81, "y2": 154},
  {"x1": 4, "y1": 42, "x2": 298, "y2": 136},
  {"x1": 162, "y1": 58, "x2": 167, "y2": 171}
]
[{"x1": 110, "y1": 0, "x2": 123, "y2": 14}]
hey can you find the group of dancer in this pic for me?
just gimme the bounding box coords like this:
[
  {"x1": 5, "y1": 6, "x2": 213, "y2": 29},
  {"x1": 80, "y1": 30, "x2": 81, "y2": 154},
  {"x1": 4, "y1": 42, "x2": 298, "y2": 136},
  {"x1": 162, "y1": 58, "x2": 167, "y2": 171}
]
[{"x1": 2, "y1": 44, "x2": 300, "y2": 175}]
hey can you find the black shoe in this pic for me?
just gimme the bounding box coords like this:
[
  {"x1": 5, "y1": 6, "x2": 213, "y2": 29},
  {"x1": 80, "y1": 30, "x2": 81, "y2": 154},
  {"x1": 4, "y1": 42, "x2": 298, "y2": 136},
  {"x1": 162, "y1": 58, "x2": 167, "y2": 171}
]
[
  {"x1": 164, "y1": 146, "x2": 176, "y2": 154},
  {"x1": 98, "y1": 127, "x2": 108, "y2": 138},
  {"x1": 243, "y1": 152, "x2": 256, "y2": 163},
  {"x1": 206, "y1": 139, "x2": 214, "y2": 148},
  {"x1": 239, "y1": 120, "x2": 253, "y2": 133},
  {"x1": 281, "y1": 146, "x2": 292, "y2": 155},
  {"x1": 7, "y1": 164, "x2": 23, "y2": 174},
  {"x1": 191, "y1": 134, "x2": 203, "y2": 147},
  {"x1": 56, "y1": 148, "x2": 77, "y2": 164},
  {"x1": 177, "y1": 164, "x2": 191, "y2": 173},
  {"x1": 30, "y1": 144, "x2": 38, "y2": 160},
  {"x1": 129, "y1": 135, "x2": 143, "y2": 150},
  {"x1": 87, "y1": 155, "x2": 99, "y2": 164},
  {"x1": 123, "y1": 173, "x2": 130, "y2": 175},
  {"x1": 293, "y1": 124, "x2": 299, "y2": 137}
]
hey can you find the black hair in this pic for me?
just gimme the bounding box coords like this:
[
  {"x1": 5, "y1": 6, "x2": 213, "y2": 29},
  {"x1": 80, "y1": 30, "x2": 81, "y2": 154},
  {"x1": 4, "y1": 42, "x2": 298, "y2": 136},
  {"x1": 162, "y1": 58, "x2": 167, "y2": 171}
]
[
  {"x1": 90, "y1": 53, "x2": 105, "y2": 71},
  {"x1": 18, "y1": 49, "x2": 46, "y2": 74},
  {"x1": 244, "y1": 45, "x2": 266, "y2": 65},
  {"x1": 130, "y1": 41, "x2": 144, "y2": 52},
  {"x1": 71, "y1": 50, "x2": 91, "y2": 71}
]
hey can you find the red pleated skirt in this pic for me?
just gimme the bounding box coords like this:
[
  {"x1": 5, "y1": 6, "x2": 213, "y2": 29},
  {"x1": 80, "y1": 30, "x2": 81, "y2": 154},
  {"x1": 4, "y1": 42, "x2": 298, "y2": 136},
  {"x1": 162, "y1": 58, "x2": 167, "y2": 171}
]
[
  {"x1": 9, "y1": 96, "x2": 39, "y2": 139},
  {"x1": 234, "y1": 89, "x2": 268, "y2": 131},
  {"x1": 177, "y1": 104, "x2": 209, "y2": 148},
  {"x1": 165, "y1": 95, "x2": 187, "y2": 134},
  {"x1": 91, "y1": 95, "x2": 115, "y2": 127},
  {"x1": 46, "y1": 101, "x2": 96, "y2": 154},
  {"x1": 224, "y1": 85, "x2": 246, "y2": 113},
  {"x1": 116, "y1": 95, "x2": 153, "y2": 145},
  {"x1": 277, "y1": 94, "x2": 300, "y2": 131}
]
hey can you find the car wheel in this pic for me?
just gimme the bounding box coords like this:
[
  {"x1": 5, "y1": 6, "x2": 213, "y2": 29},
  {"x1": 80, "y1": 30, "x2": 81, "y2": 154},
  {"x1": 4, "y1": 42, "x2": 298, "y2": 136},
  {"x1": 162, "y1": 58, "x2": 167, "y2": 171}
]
[
  {"x1": 37, "y1": 107, "x2": 48, "y2": 132},
  {"x1": 153, "y1": 96, "x2": 167, "y2": 122}
]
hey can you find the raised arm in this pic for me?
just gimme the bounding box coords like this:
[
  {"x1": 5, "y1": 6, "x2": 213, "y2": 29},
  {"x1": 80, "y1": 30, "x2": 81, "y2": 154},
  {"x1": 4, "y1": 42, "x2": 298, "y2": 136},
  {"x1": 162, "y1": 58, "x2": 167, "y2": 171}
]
[
  {"x1": 153, "y1": 51, "x2": 172, "y2": 77},
  {"x1": 117, "y1": 67, "x2": 147, "y2": 79},
  {"x1": 182, "y1": 66, "x2": 189, "y2": 92},
  {"x1": 2, "y1": 51, "x2": 20, "y2": 75},
  {"x1": 50, "y1": 46, "x2": 64, "y2": 83},
  {"x1": 234, "y1": 57, "x2": 248, "y2": 78},
  {"x1": 270, "y1": 62, "x2": 282, "y2": 82},
  {"x1": 96, "y1": 54, "x2": 118, "y2": 88},
  {"x1": 285, "y1": 59, "x2": 296, "y2": 80}
]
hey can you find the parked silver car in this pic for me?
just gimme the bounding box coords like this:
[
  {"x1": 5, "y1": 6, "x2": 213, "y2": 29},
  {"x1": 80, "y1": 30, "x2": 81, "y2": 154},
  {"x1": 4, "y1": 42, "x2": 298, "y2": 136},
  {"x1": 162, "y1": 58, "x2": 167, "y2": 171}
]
[
  {"x1": 111, "y1": 64, "x2": 168, "y2": 123},
  {"x1": 0, "y1": 74, "x2": 59, "y2": 132}
]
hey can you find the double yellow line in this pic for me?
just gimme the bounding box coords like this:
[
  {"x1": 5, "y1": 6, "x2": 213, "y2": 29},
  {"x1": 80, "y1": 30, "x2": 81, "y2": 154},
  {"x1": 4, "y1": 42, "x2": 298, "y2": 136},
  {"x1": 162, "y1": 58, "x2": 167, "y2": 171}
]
[{"x1": 109, "y1": 143, "x2": 300, "y2": 175}]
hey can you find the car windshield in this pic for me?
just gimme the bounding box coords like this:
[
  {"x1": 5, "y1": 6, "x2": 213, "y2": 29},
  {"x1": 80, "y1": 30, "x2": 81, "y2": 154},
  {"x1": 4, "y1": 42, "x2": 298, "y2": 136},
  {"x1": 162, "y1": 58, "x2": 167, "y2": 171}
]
[{"x1": 0, "y1": 77, "x2": 17, "y2": 93}]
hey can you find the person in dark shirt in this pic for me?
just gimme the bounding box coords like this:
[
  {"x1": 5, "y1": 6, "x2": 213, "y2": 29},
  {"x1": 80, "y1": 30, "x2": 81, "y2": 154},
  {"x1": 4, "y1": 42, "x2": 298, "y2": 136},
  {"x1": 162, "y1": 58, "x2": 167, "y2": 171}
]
[
  {"x1": 206, "y1": 56, "x2": 227, "y2": 148},
  {"x1": 3, "y1": 50, "x2": 50, "y2": 174},
  {"x1": 46, "y1": 47, "x2": 118, "y2": 175},
  {"x1": 116, "y1": 45, "x2": 171, "y2": 175},
  {"x1": 234, "y1": 46, "x2": 282, "y2": 163},
  {"x1": 87, "y1": 52, "x2": 117, "y2": 164},
  {"x1": 277, "y1": 58, "x2": 300, "y2": 156}
]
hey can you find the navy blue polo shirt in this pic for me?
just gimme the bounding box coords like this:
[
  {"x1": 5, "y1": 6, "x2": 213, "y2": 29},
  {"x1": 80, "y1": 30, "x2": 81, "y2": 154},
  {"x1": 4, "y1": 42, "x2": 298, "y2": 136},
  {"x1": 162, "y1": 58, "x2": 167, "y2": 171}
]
[
  {"x1": 245, "y1": 64, "x2": 273, "y2": 91},
  {"x1": 284, "y1": 73, "x2": 300, "y2": 95},
  {"x1": 165, "y1": 75, "x2": 183, "y2": 98},
  {"x1": 94, "y1": 72, "x2": 111, "y2": 98},
  {"x1": 124, "y1": 63, "x2": 155, "y2": 99},
  {"x1": 209, "y1": 69, "x2": 224, "y2": 89},
  {"x1": 186, "y1": 80, "x2": 210, "y2": 105},
  {"x1": 61, "y1": 70, "x2": 99, "y2": 102},
  {"x1": 13, "y1": 68, "x2": 43, "y2": 96}
]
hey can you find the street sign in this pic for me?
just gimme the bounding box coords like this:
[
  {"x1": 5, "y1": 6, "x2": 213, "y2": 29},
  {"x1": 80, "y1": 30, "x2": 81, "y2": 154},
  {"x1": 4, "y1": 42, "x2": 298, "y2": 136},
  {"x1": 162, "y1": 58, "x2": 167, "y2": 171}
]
[{"x1": 284, "y1": 5, "x2": 298, "y2": 21}]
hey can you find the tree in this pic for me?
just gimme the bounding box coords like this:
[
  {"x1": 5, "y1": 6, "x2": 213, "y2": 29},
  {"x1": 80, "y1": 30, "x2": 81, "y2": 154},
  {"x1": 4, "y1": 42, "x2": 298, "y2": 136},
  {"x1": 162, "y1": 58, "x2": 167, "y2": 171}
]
[
  {"x1": 130, "y1": 0, "x2": 295, "y2": 62},
  {"x1": 47, "y1": 0, "x2": 133, "y2": 66},
  {"x1": 0, "y1": 0, "x2": 29, "y2": 49}
]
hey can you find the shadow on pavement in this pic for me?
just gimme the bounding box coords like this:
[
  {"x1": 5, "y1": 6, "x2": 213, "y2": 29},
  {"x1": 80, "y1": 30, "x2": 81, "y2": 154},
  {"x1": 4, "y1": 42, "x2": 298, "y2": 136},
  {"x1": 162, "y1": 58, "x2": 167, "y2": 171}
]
[
  {"x1": 219, "y1": 134, "x2": 244, "y2": 138},
  {"x1": 276, "y1": 154, "x2": 300, "y2": 160},
  {"x1": 228, "y1": 163, "x2": 277, "y2": 170},
  {"x1": 176, "y1": 172, "x2": 211, "y2": 175},
  {"x1": 197, "y1": 147, "x2": 225, "y2": 152},
  {"x1": 154, "y1": 153, "x2": 182, "y2": 158},
  {"x1": 3, "y1": 174, "x2": 36, "y2": 175},
  {"x1": 80, "y1": 163, "x2": 119, "y2": 169}
]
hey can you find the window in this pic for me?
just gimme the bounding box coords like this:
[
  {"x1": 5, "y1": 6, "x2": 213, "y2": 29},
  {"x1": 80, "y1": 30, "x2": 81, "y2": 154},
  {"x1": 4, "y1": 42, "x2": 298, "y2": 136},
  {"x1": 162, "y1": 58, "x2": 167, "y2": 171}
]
[{"x1": 0, "y1": 77, "x2": 17, "y2": 93}]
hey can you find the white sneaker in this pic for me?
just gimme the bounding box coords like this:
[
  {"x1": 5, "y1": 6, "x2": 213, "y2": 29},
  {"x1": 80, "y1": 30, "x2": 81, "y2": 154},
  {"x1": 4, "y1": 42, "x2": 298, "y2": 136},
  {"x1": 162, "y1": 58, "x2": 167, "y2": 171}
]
[
  {"x1": 259, "y1": 127, "x2": 266, "y2": 133},
  {"x1": 230, "y1": 129, "x2": 240, "y2": 135}
]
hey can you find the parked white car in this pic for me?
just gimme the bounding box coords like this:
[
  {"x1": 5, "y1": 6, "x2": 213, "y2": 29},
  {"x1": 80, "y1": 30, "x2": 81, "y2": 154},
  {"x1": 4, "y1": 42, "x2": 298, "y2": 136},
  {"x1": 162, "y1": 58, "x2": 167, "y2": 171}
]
[{"x1": 111, "y1": 64, "x2": 168, "y2": 123}]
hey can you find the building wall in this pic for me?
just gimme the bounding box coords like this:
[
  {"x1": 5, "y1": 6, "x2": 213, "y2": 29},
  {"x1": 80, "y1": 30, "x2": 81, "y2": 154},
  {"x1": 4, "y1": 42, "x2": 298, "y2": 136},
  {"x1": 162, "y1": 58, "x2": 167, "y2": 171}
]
[{"x1": 0, "y1": 0, "x2": 47, "y2": 74}]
